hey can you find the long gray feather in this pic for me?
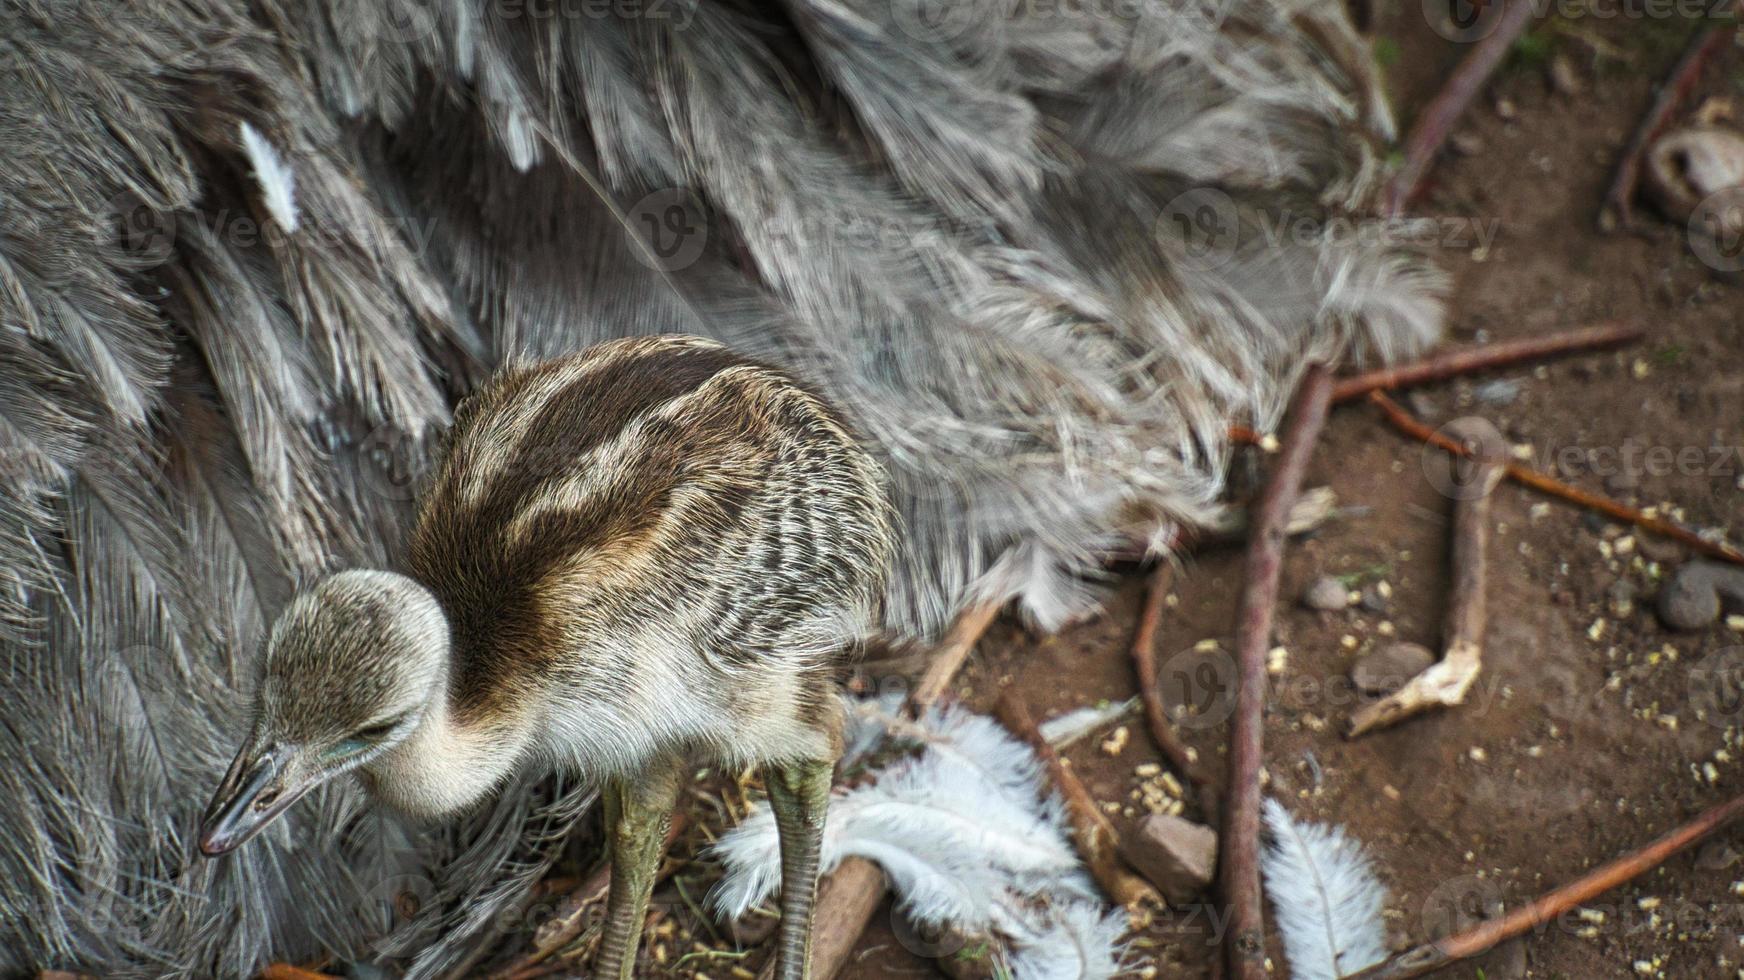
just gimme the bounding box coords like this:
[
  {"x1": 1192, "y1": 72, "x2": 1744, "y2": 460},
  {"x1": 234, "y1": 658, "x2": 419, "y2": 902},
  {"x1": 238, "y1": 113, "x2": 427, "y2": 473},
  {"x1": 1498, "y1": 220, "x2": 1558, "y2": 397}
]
[{"x1": 0, "y1": 0, "x2": 1442, "y2": 974}]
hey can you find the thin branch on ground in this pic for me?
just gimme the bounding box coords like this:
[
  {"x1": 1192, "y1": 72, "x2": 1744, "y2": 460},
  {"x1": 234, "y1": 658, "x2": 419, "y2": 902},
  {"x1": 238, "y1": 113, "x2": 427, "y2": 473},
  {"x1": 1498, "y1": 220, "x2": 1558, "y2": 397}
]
[
  {"x1": 1348, "y1": 438, "x2": 1504, "y2": 737},
  {"x1": 1369, "y1": 391, "x2": 1744, "y2": 564},
  {"x1": 908, "y1": 599, "x2": 1004, "y2": 711},
  {"x1": 1220, "y1": 365, "x2": 1335, "y2": 980},
  {"x1": 1130, "y1": 565, "x2": 1217, "y2": 816},
  {"x1": 997, "y1": 690, "x2": 1162, "y2": 914},
  {"x1": 1602, "y1": 18, "x2": 1741, "y2": 230},
  {"x1": 1381, "y1": 0, "x2": 1540, "y2": 216},
  {"x1": 257, "y1": 966, "x2": 338, "y2": 980},
  {"x1": 490, "y1": 814, "x2": 690, "y2": 979},
  {"x1": 1331, "y1": 323, "x2": 1645, "y2": 402},
  {"x1": 1347, "y1": 793, "x2": 1744, "y2": 979}
]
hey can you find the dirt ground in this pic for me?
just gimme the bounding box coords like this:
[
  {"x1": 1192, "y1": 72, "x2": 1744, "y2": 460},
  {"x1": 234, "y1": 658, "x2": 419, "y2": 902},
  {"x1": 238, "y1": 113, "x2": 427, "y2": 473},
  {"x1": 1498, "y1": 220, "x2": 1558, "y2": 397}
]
[{"x1": 493, "y1": 12, "x2": 1744, "y2": 980}]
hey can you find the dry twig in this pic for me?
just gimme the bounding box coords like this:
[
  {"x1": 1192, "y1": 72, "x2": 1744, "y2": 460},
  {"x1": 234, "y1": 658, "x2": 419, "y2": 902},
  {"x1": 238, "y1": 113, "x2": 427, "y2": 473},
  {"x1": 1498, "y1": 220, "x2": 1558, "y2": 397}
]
[
  {"x1": 1602, "y1": 19, "x2": 1741, "y2": 230},
  {"x1": 1220, "y1": 365, "x2": 1334, "y2": 980},
  {"x1": 489, "y1": 814, "x2": 690, "y2": 979},
  {"x1": 1381, "y1": 0, "x2": 1540, "y2": 215},
  {"x1": 1349, "y1": 793, "x2": 1744, "y2": 979},
  {"x1": 257, "y1": 967, "x2": 337, "y2": 980},
  {"x1": 1369, "y1": 391, "x2": 1744, "y2": 564},
  {"x1": 1131, "y1": 565, "x2": 1216, "y2": 811},
  {"x1": 907, "y1": 599, "x2": 1003, "y2": 710},
  {"x1": 1348, "y1": 433, "x2": 1504, "y2": 737},
  {"x1": 997, "y1": 690, "x2": 1162, "y2": 913},
  {"x1": 1330, "y1": 322, "x2": 1645, "y2": 402}
]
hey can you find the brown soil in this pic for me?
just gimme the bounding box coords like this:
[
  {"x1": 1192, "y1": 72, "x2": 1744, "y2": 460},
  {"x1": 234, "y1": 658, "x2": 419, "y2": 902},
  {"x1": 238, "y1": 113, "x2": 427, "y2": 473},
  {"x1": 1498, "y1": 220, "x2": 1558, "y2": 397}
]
[{"x1": 500, "y1": 13, "x2": 1744, "y2": 980}]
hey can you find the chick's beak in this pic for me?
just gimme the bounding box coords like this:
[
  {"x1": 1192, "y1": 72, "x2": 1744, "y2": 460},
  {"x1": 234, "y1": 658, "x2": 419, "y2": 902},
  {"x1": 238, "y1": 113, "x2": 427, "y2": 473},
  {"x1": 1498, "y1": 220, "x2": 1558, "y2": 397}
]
[{"x1": 197, "y1": 742, "x2": 320, "y2": 857}]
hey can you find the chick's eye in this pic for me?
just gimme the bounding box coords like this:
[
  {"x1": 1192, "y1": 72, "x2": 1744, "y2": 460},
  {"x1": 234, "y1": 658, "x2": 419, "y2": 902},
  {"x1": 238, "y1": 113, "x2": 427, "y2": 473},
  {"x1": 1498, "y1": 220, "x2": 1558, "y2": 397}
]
[
  {"x1": 355, "y1": 720, "x2": 396, "y2": 740},
  {"x1": 322, "y1": 719, "x2": 397, "y2": 761},
  {"x1": 322, "y1": 738, "x2": 369, "y2": 762}
]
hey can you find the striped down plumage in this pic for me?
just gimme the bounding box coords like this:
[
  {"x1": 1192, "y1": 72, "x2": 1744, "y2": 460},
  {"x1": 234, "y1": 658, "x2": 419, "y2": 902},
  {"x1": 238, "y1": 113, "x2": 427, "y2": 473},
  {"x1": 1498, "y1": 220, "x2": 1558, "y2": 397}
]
[
  {"x1": 0, "y1": 0, "x2": 1445, "y2": 975},
  {"x1": 405, "y1": 335, "x2": 895, "y2": 774}
]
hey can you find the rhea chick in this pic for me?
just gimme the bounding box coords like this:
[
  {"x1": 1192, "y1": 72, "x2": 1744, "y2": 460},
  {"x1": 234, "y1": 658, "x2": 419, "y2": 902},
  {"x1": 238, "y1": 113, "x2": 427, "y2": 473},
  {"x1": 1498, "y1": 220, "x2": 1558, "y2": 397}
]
[{"x1": 197, "y1": 335, "x2": 895, "y2": 980}]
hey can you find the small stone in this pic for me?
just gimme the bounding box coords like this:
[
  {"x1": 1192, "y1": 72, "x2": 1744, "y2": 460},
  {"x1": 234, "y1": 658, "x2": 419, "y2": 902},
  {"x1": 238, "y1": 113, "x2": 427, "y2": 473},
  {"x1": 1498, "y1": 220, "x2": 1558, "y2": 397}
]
[
  {"x1": 1350, "y1": 642, "x2": 1436, "y2": 695},
  {"x1": 1609, "y1": 579, "x2": 1639, "y2": 618},
  {"x1": 1495, "y1": 96, "x2": 1518, "y2": 120},
  {"x1": 1658, "y1": 561, "x2": 1744, "y2": 631},
  {"x1": 1452, "y1": 131, "x2": 1486, "y2": 156},
  {"x1": 1122, "y1": 813, "x2": 1218, "y2": 906},
  {"x1": 1473, "y1": 379, "x2": 1521, "y2": 406},
  {"x1": 1359, "y1": 583, "x2": 1392, "y2": 615},
  {"x1": 1303, "y1": 576, "x2": 1350, "y2": 611},
  {"x1": 1549, "y1": 54, "x2": 1584, "y2": 96},
  {"x1": 1638, "y1": 533, "x2": 1686, "y2": 564}
]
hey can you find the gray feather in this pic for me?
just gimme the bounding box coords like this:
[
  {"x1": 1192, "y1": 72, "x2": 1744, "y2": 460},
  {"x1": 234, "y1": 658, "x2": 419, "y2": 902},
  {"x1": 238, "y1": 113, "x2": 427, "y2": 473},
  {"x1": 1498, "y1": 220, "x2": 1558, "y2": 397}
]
[{"x1": 0, "y1": 0, "x2": 1443, "y2": 974}]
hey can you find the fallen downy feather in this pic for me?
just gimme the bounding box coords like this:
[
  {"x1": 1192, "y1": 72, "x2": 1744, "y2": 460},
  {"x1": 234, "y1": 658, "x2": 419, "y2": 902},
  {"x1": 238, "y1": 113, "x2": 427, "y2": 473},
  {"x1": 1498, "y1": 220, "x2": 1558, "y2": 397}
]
[
  {"x1": 1261, "y1": 798, "x2": 1388, "y2": 980},
  {"x1": 713, "y1": 697, "x2": 1126, "y2": 979}
]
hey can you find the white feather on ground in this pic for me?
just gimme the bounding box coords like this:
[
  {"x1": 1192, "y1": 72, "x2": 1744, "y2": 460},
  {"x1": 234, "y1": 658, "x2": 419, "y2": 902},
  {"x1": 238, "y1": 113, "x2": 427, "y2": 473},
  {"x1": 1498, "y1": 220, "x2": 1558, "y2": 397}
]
[
  {"x1": 238, "y1": 122, "x2": 299, "y2": 233},
  {"x1": 1261, "y1": 797, "x2": 1389, "y2": 980},
  {"x1": 712, "y1": 699, "x2": 1126, "y2": 979}
]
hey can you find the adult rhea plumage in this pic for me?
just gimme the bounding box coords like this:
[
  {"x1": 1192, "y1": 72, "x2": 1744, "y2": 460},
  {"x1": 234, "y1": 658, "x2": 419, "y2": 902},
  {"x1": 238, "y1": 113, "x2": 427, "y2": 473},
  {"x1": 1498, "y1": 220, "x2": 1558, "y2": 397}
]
[{"x1": 0, "y1": 0, "x2": 1443, "y2": 975}]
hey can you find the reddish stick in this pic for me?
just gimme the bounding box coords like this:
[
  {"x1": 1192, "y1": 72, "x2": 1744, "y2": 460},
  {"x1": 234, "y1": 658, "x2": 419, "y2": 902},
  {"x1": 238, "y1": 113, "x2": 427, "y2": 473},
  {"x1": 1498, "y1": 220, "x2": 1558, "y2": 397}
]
[
  {"x1": 1220, "y1": 365, "x2": 1335, "y2": 980},
  {"x1": 257, "y1": 967, "x2": 338, "y2": 980},
  {"x1": 1348, "y1": 793, "x2": 1744, "y2": 979},
  {"x1": 1382, "y1": 0, "x2": 1540, "y2": 216},
  {"x1": 1368, "y1": 391, "x2": 1744, "y2": 564},
  {"x1": 1330, "y1": 322, "x2": 1644, "y2": 402},
  {"x1": 1602, "y1": 21, "x2": 1740, "y2": 230},
  {"x1": 997, "y1": 691, "x2": 1161, "y2": 911},
  {"x1": 1130, "y1": 565, "x2": 1216, "y2": 813}
]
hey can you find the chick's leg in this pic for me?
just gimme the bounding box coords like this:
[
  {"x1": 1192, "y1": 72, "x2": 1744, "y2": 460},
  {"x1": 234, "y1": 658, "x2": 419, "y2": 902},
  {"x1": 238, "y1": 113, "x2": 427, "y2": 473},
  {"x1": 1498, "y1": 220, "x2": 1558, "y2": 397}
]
[
  {"x1": 765, "y1": 755, "x2": 835, "y2": 980},
  {"x1": 594, "y1": 758, "x2": 684, "y2": 980}
]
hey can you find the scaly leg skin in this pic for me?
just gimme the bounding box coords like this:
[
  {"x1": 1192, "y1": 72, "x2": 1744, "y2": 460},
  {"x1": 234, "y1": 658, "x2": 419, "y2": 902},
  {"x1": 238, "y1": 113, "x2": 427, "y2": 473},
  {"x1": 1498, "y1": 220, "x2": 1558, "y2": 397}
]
[
  {"x1": 593, "y1": 759, "x2": 684, "y2": 980},
  {"x1": 765, "y1": 756, "x2": 835, "y2": 980}
]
